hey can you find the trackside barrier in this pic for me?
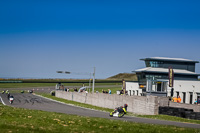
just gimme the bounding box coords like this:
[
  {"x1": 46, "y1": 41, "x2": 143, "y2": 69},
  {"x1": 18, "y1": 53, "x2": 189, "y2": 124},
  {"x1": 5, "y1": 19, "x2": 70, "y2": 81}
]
[{"x1": 55, "y1": 91, "x2": 159, "y2": 115}]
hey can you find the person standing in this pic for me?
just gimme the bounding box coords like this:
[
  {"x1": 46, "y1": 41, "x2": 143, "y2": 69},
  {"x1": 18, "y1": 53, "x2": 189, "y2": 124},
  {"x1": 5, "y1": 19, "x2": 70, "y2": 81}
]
[
  {"x1": 197, "y1": 98, "x2": 200, "y2": 105},
  {"x1": 194, "y1": 99, "x2": 197, "y2": 104},
  {"x1": 172, "y1": 96, "x2": 177, "y2": 102},
  {"x1": 177, "y1": 96, "x2": 181, "y2": 103},
  {"x1": 108, "y1": 89, "x2": 111, "y2": 94}
]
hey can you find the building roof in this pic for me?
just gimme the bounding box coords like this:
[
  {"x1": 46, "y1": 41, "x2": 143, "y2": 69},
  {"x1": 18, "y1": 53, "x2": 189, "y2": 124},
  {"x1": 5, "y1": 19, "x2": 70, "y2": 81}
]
[
  {"x1": 140, "y1": 57, "x2": 199, "y2": 63},
  {"x1": 134, "y1": 67, "x2": 200, "y2": 76}
]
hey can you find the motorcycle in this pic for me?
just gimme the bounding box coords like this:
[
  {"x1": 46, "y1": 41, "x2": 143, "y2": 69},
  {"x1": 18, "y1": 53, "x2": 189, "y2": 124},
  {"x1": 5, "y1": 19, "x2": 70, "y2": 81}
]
[
  {"x1": 109, "y1": 108, "x2": 125, "y2": 118},
  {"x1": 9, "y1": 96, "x2": 14, "y2": 104}
]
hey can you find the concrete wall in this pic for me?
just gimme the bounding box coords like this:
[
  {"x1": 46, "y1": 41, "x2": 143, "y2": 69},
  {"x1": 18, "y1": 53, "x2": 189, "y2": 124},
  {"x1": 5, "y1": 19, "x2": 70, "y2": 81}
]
[{"x1": 56, "y1": 90, "x2": 159, "y2": 115}]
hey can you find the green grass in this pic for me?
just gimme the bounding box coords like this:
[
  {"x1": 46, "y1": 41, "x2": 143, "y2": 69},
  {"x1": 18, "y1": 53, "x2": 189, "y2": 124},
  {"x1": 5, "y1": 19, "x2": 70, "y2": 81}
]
[
  {"x1": 137, "y1": 114, "x2": 200, "y2": 125},
  {"x1": 0, "y1": 103, "x2": 200, "y2": 133},
  {"x1": 0, "y1": 83, "x2": 120, "y2": 88},
  {"x1": 0, "y1": 82, "x2": 122, "y2": 94},
  {"x1": 0, "y1": 83, "x2": 58, "y2": 88}
]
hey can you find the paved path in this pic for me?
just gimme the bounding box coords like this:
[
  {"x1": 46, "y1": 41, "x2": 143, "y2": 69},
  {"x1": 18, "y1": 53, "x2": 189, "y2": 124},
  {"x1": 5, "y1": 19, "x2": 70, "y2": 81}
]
[{"x1": 1, "y1": 93, "x2": 200, "y2": 129}]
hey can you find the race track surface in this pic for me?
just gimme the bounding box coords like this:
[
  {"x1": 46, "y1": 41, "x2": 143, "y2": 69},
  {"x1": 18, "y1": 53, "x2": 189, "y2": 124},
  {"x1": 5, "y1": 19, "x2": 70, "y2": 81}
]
[{"x1": 1, "y1": 93, "x2": 200, "y2": 129}]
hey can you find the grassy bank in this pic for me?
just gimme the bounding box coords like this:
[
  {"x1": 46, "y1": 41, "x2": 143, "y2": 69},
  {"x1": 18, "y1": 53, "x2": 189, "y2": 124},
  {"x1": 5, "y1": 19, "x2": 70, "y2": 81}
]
[
  {"x1": 37, "y1": 93, "x2": 200, "y2": 125},
  {"x1": 138, "y1": 114, "x2": 200, "y2": 125},
  {"x1": 0, "y1": 103, "x2": 199, "y2": 133}
]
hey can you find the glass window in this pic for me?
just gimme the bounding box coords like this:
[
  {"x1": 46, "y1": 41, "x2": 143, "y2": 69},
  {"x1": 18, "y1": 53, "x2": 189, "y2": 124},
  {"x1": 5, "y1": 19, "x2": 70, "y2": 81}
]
[{"x1": 149, "y1": 61, "x2": 163, "y2": 68}]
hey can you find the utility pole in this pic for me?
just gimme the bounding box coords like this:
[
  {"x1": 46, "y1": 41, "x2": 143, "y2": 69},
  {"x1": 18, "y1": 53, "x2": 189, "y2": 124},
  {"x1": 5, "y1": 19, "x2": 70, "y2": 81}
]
[{"x1": 92, "y1": 67, "x2": 95, "y2": 94}]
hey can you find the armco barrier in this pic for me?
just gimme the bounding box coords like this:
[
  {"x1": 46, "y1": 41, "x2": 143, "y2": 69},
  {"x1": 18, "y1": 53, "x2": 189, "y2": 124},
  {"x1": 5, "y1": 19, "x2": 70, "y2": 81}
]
[{"x1": 55, "y1": 90, "x2": 159, "y2": 115}]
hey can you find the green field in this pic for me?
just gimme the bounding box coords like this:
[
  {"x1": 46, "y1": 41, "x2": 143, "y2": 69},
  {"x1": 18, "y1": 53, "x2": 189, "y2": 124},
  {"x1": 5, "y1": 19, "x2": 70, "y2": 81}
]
[
  {"x1": 0, "y1": 82, "x2": 120, "y2": 88},
  {"x1": 0, "y1": 82, "x2": 122, "y2": 94},
  {"x1": 0, "y1": 103, "x2": 200, "y2": 133}
]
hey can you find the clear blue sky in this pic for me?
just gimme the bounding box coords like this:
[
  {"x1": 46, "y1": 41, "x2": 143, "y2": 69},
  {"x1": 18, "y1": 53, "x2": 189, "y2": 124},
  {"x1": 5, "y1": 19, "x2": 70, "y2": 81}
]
[{"x1": 0, "y1": 0, "x2": 200, "y2": 79}]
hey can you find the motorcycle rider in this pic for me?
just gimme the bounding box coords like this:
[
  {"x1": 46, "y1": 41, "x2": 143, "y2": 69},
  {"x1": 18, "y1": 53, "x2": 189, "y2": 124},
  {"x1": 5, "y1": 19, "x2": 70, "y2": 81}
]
[
  {"x1": 9, "y1": 95, "x2": 14, "y2": 104},
  {"x1": 123, "y1": 104, "x2": 128, "y2": 113},
  {"x1": 6, "y1": 90, "x2": 9, "y2": 94},
  {"x1": 112, "y1": 104, "x2": 128, "y2": 115},
  {"x1": 2, "y1": 90, "x2": 5, "y2": 94},
  {"x1": 119, "y1": 104, "x2": 128, "y2": 114}
]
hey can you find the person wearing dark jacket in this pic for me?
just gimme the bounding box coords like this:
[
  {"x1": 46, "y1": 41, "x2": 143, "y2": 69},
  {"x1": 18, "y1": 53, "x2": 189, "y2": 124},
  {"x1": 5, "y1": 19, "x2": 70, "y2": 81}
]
[{"x1": 197, "y1": 98, "x2": 200, "y2": 105}]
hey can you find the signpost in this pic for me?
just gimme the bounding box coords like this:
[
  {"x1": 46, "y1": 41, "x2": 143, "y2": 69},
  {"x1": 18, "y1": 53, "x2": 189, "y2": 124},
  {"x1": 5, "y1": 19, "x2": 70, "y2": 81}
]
[
  {"x1": 168, "y1": 66, "x2": 174, "y2": 87},
  {"x1": 122, "y1": 79, "x2": 126, "y2": 94}
]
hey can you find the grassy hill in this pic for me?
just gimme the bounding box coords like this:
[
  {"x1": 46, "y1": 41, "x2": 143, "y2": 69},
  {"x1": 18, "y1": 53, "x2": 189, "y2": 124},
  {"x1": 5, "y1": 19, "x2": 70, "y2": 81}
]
[{"x1": 107, "y1": 73, "x2": 138, "y2": 81}]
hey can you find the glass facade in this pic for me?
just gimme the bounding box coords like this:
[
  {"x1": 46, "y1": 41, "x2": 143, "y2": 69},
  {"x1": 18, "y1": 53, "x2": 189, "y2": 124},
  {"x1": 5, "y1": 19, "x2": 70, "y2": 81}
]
[
  {"x1": 145, "y1": 60, "x2": 195, "y2": 72},
  {"x1": 145, "y1": 61, "x2": 163, "y2": 68}
]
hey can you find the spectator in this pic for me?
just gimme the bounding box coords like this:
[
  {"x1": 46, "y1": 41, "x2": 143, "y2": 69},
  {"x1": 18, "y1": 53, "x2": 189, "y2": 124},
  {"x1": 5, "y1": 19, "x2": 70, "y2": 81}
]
[
  {"x1": 108, "y1": 89, "x2": 111, "y2": 94},
  {"x1": 61, "y1": 85, "x2": 64, "y2": 91},
  {"x1": 197, "y1": 98, "x2": 200, "y2": 105},
  {"x1": 172, "y1": 96, "x2": 177, "y2": 102},
  {"x1": 67, "y1": 88, "x2": 70, "y2": 92},
  {"x1": 194, "y1": 99, "x2": 197, "y2": 104},
  {"x1": 102, "y1": 89, "x2": 105, "y2": 93},
  {"x1": 177, "y1": 96, "x2": 181, "y2": 103},
  {"x1": 74, "y1": 88, "x2": 78, "y2": 92},
  {"x1": 120, "y1": 90, "x2": 124, "y2": 95}
]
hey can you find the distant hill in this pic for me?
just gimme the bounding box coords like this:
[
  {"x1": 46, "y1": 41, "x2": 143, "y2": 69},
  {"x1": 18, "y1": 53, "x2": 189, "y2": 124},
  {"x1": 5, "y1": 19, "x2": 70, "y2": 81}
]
[{"x1": 107, "y1": 73, "x2": 138, "y2": 81}]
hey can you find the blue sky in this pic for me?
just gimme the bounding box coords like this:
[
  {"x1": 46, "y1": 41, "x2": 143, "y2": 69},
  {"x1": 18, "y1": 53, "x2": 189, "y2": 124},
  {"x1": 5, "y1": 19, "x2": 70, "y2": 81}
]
[{"x1": 0, "y1": 0, "x2": 200, "y2": 79}]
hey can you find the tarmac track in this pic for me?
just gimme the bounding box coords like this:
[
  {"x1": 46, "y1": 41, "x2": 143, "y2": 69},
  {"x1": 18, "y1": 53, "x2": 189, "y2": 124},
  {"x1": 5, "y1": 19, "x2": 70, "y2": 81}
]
[{"x1": 0, "y1": 93, "x2": 200, "y2": 129}]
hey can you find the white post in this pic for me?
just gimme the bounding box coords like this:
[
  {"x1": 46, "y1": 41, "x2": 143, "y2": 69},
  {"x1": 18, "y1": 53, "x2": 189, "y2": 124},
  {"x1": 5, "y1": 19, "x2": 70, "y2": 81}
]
[{"x1": 92, "y1": 67, "x2": 95, "y2": 94}]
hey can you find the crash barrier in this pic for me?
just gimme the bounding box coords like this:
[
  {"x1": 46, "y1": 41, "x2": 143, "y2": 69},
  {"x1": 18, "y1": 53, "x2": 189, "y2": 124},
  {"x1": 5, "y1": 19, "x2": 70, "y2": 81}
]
[
  {"x1": 55, "y1": 90, "x2": 159, "y2": 115},
  {"x1": 159, "y1": 106, "x2": 200, "y2": 120}
]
